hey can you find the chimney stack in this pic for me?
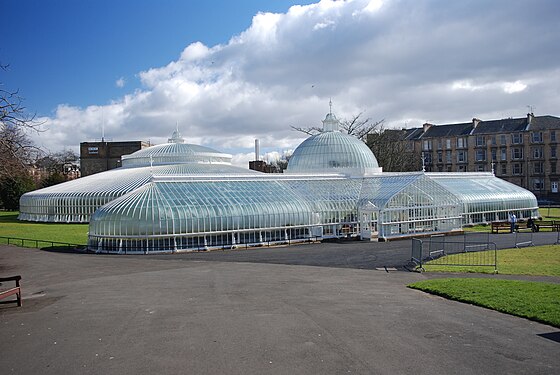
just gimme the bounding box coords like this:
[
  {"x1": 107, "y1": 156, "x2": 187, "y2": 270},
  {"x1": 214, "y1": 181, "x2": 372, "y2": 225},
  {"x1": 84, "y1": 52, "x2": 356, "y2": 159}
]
[
  {"x1": 254, "y1": 139, "x2": 260, "y2": 161},
  {"x1": 422, "y1": 123, "x2": 433, "y2": 133},
  {"x1": 527, "y1": 113, "x2": 534, "y2": 125},
  {"x1": 472, "y1": 118, "x2": 481, "y2": 128}
]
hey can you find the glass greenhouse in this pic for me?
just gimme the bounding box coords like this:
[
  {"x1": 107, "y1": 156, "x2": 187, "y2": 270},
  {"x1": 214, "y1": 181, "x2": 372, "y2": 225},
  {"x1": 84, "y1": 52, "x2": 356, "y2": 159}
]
[
  {"x1": 19, "y1": 111, "x2": 539, "y2": 254},
  {"x1": 18, "y1": 131, "x2": 258, "y2": 222}
]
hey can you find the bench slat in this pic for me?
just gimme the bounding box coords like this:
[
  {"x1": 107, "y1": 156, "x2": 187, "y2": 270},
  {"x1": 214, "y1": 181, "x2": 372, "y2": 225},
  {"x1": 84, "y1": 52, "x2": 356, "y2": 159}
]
[{"x1": 0, "y1": 275, "x2": 22, "y2": 307}]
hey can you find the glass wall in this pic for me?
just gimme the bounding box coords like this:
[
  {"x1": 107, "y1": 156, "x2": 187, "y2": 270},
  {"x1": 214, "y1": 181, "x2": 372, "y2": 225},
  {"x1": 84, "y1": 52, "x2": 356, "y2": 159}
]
[
  {"x1": 428, "y1": 173, "x2": 539, "y2": 224},
  {"x1": 18, "y1": 163, "x2": 257, "y2": 223},
  {"x1": 88, "y1": 174, "x2": 469, "y2": 253}
]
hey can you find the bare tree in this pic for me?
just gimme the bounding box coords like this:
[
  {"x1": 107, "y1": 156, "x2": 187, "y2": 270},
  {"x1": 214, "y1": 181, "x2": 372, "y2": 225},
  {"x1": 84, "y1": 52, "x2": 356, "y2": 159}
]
[
  {"x1": 366, "y1": 126, "x2": 421, "y2": 172},
  {"x1": 0, "y1": 63, "x2": 42, "y2": 180},
  {"x1": 0, "y1": 63, "x2": 43, "y2": 209},
  {"x1": 36, "y1": 150, "x2": 79, "y2": 174},
  {"x1": 291, "y1": 112, "x2": 384, "y2": 140}
]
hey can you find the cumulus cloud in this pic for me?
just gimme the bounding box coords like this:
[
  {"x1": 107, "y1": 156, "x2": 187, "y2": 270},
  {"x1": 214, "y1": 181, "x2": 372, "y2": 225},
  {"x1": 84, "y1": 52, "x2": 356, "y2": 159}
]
[
  {"x1": 115, "y1": 77, "x2": 125, "y2": 88},
  {"x1": 33, "y1": 0, "x2": 560, "y2": 163}
]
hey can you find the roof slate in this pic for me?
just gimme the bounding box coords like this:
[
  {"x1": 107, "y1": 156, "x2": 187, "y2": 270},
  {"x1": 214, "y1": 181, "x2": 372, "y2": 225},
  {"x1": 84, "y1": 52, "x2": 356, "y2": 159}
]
[{"x1": 404, "y1": 115, "x2": 560, "y2": 138}]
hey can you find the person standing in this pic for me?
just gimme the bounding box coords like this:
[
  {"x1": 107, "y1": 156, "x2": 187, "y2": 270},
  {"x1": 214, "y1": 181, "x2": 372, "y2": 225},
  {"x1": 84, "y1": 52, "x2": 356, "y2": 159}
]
[{"x1": 509, "y1": 212, "x2": 517, "y2": 233}]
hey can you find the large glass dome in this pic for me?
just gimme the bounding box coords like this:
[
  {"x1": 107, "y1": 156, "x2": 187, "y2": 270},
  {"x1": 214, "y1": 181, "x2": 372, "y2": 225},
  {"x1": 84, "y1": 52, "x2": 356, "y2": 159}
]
[{"x1": 286, "y1": 113, "x2": 382, "y2": 176}]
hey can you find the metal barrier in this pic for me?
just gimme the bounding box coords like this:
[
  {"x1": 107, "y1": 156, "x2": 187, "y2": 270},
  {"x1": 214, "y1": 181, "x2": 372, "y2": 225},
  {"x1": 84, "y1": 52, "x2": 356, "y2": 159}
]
[
  {"x1": 411, "y1": 237, "x2": 498, "y2": 273},
  {"x1": 515, "y1": 231, "x2": 534, "y2": 248},
  {"x1": 464, "y1": 232, "x2": 491, "y2": 251},
  {"x1": 0, "y1": 236, "x2": 86, "y2": 250}
]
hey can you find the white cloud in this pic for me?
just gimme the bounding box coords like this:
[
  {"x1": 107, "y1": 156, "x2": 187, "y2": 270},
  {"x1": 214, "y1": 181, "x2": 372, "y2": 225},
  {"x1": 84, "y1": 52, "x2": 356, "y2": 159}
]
[
  {"x1": 33, "y1": 0, "x2": 560, "y2": 157},
  {"x1": 503, "y1": 80, "x2": 527, "y2": 94},
  {"x1": 115, "y1": 77, "x2": 125, "y2": 88}
]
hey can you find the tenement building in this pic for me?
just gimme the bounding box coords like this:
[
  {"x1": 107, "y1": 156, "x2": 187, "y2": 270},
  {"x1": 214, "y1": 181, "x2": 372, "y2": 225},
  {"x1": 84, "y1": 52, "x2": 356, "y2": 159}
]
[{"x1": 403, "y1": 113, "x2": 560, "y2": 203}]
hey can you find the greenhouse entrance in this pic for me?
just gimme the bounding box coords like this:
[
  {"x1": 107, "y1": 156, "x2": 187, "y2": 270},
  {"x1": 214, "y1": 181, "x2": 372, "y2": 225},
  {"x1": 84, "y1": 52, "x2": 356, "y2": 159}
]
[{"x1": 359, "y1": 202, "x2": 379, "y2": 241}]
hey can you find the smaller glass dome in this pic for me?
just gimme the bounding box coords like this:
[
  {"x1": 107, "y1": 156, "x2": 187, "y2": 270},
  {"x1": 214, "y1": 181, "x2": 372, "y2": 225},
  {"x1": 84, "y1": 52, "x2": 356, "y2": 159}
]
[{"x1": 121, "y1": 131, "x2": 232, "y2": 168}]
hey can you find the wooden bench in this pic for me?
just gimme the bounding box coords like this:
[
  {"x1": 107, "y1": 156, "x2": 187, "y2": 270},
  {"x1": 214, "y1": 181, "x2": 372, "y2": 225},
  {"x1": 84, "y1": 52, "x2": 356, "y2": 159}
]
[
  {"x1": 491, "y1": 221, "x2": 516, "y2": 234},
  {"x1": 533, "y1": 220, "x2": 560, "y2": 232},
  {"x1": 0, "y1": 275, "x2": 22, "y2": 307}
]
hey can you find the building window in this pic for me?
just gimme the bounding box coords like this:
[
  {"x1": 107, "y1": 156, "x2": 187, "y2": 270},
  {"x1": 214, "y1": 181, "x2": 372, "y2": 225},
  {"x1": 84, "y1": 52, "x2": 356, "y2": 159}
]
[
  {"x1": 500, "y1": 148, "x2": 507, "y2": 161},
  {"x1": 512, "y1": 163, "x2": 523, "y2": 175},
  {"x1": 491, "y1": 135, "x2": 497, "y2": 145},
  {"x1": 445, "y1": 139, "x2": 451, "y2": 149},
  {"x1": 457, "y1": 150, "x2": 467, "y2": 163},
  {"x1": 501, "y1": 164, "x2": 507, "y2": 175},
  {"x1": 476, "y1": 149, "x2": 486, "y2": 161},
  {"x1": 551, "y1": 147, "x2": 557, "y2": 158},
  {"x1": 88, "y1": 147, "x2": 99, "y2": 154},
  {"x1": 534, "y1": 162, "x2": 544, "y2": 174},
  {"x1": 457, "y1": 137, "x2": 467, "y2": 149},
  {"x1": 423, "y1": 140, "x2": 432, "y2": 151},
  {"x1": 447, "y1": 165, "x2": 452, "y2": 172},
  {"x1": 532, "y1": 147, "x2": 543, "y2": 159},
  {"x1": 511, "y1": 133, "x2": 523, "y2": 144},
  {"x1": 437, "y1": 139, "x2": 442, "y2": 150},
  {"x1": 531, "y1": 132, "x2": 543, "y2": 143},
  {"x1": 437, "y1": 151, "x2": 443, "y2": 163},
  {"x1": 446, "y1": 150, "x2": 452, "y2": 163},
  {"x1": 477, "y1": 164, "x2": 486, "y2": 172},
  {"x1": 476, "y1": 135, "x2": 486, "y2": 147},
  {"x1": 533, "y1": 178, "x2": 544, "y2": 190},
  {"x1": 551, "y1": 131, "x2": 557, "y2": 142},
  {"x1": 511, "y1": 147, "x2": 524, "y2": 160},
  {"x1": 491, "y1": 149, "x2": 497, "y2": 161},
  {"x1": 551, "y1": 162, "x2": 557, "y2": 174},
  {"x1": 552, "y1": 181, "x2": 559, "y2": 193},
  {"x1": 458, "y1": 165, "x2": 466, "y2": 172},
  {"x1": 500, "y1": 134, "x2": 507, "y2": 145},
  {"x1": 423, "y1": 152, "x2": 432, "y2": 164}
]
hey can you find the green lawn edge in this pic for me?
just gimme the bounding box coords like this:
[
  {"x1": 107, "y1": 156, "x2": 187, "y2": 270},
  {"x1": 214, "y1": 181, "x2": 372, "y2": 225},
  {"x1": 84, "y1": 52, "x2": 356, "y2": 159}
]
[
  {"x1": 0, "y1": 211, "x2": 89, "y2": 246},
  {"x1": 408, "y1": 278, "x2": 560, "y2": 328},
  {"x1": 421, "y1": 245, "x2": 560, "y2": 277}
]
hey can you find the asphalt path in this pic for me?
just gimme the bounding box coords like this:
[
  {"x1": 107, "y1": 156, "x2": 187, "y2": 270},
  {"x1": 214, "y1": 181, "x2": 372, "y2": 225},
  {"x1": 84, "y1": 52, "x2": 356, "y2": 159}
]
[{"x1": 0, "y1": 237, "x2": 559, "y2": 374}]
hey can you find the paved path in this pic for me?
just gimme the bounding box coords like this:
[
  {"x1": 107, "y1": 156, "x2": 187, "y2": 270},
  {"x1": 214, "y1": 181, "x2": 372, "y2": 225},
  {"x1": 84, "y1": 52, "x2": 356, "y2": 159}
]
[{"x1": 0, "y1": 243, "x2": 558, "y2": 374}]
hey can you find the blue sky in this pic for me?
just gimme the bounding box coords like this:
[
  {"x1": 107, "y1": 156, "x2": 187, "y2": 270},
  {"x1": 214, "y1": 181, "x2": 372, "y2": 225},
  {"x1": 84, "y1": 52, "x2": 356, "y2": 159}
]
[
  {"x1": 2, "y1": 0, "x2": 560, "y2": 167},
  {"x1": 1, "y1": 0, "x2": 314, "y2": 115}
]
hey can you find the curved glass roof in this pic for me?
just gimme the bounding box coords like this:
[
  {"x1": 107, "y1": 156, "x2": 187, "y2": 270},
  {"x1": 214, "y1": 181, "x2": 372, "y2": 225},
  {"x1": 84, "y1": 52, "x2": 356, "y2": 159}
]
[
  {"x1": 89, "y1": 178, "x2": 317, "y2": 238},
  {"x1": 427, "y1": 172, "x2": 538, "y2": 222},
  {"x1": 19, "y1": 159, "x2": 257, "y2": 223}
]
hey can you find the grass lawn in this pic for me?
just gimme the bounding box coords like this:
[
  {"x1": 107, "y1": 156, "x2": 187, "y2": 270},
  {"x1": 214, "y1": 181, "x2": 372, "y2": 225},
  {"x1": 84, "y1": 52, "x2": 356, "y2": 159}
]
[
  {"x1": 540, "y1": 206, "x2": 560, "y2": 219},
  {"x1": 0, "y1": 211, "x2": 89, "y2": 246},
  {"x1": 422, "y1": 245, "x2": 560, "y2": 276},
  {"x1": 408, "y1": 278, "x2": 560, "y2": 328}
]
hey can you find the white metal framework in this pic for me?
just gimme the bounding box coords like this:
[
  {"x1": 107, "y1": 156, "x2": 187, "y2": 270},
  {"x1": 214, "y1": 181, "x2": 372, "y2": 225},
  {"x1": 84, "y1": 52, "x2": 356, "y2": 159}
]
[{"x1": 18, "y1": 114, "x2": 539, "y2": 254}]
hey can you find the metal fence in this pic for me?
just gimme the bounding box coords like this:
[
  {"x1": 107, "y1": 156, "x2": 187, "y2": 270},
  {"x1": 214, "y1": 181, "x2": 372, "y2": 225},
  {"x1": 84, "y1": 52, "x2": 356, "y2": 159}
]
[
  {"x1": 0, "y1": 236, "x2": 86, "y2": 250},
  {"x1": 411, "y1": 235, "x2": 498, "y2": 273}
]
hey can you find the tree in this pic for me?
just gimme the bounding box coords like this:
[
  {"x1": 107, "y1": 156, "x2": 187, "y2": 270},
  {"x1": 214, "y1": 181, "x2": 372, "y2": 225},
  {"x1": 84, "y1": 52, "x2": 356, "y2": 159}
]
[
  {"x1": 1, "y1": 63, "x2": 41, "y2": 180},
  {"x1": 1, "y1": 63, "x2": 41, "y2": 209},
  {"x1": 366, "y1": 126, "x2": 421, "y2": 172},
  {"x1": 291, "y1": 112, "x2": 384, "y2": 141},
  {"x1": 36, "y1": 150, "x2": 79, "y2": 174},
  {"x1": 0, "y1": 175, "x2": 35, "y2": 210}
]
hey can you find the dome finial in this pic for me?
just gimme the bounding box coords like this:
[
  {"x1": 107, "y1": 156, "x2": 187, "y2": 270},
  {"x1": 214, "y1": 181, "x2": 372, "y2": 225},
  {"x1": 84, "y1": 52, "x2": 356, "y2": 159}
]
[
  {"x1": 322, "y1": 100, "x2": 339, "y2": 132},
  {"x1": 168, "y1": 123, "x2": 185, "y2": 144}
]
